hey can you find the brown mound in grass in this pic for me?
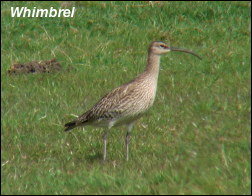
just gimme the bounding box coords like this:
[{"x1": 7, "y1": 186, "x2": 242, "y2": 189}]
[{"x1": 8, "y1": 58, "x2": 62, "y2": 74}]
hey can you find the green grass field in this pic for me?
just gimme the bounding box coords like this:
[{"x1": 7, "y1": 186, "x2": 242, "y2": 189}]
[{"x1": 1, "y1": 1, "x2": 251, "y2": 194}]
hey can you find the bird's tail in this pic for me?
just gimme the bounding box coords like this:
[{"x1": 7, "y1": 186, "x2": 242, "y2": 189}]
[{"x1": 64, "y1": 120, "x2": 78, "y2": 132}]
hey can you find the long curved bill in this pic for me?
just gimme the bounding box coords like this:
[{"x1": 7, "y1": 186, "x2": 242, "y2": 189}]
[{"x1": 170, "y1": 47, "x2": 202, "y2": 60}]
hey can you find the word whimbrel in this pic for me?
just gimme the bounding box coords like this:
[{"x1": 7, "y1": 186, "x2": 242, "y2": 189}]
[{"x1": 64, "y1": 41, "x2": 201, "y2": 161}]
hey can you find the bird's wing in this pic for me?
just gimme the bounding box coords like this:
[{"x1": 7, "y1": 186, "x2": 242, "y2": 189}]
[{"x1": 76, "y1": 81, "x2": 139, "y2": 125}]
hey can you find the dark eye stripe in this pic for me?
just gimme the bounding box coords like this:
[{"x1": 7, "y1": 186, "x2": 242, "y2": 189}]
[{"x1": 160, "y1": 44, "x2": 169, "y2": 49}]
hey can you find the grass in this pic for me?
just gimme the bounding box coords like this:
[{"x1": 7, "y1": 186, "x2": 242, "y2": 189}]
[{"x1": 1, "y1": 1, "x2": 251, "y2": 194}]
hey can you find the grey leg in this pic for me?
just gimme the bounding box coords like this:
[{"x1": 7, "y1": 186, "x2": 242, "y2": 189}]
[
  {"x1": 103, "y1": 130, "x2": 109, "y2": 161},
  {"x1": 125, "y1": 123, "x2": 134, "y2": 161}
]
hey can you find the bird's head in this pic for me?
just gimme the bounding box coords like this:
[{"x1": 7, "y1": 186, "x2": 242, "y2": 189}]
[{"x1": 149, "y1": 41, "x2": 202, "y2": 59}]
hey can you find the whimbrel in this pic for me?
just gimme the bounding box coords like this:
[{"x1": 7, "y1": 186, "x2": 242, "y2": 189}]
[{"x1": 64, "y1": 41, "x2": 201, "y2": 161}]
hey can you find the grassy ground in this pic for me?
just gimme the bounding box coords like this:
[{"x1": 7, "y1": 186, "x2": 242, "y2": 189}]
[{"x1": 1, "y1": 1, "x2": 251, "y2": 194}]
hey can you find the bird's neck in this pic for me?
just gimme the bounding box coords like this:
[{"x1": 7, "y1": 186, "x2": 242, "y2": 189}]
[{"x1": 145, "y1": 52, "x2": 161, "y2": 79}]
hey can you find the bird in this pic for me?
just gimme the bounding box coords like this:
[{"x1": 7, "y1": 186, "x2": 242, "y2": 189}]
[{"x1": 64, "y1": 41, "x2": 201, "y2": 161}]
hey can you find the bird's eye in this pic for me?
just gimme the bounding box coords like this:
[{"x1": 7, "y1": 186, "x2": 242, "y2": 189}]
[{"x1": 160, "y1": 44, "x2": 168, "y2": 49}]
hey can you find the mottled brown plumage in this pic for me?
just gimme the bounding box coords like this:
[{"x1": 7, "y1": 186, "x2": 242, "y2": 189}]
[{"x1": 64, "y1": 41, "x2": 201, "y2": 161}]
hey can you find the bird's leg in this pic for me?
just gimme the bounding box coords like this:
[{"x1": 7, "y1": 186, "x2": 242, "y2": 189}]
[
  {"x1": 126, "y1": 132, "x2": 131, "y2": 161},
  {"x1": 103, "y1": 129, "x2": 109, "y2": 161},
  {"x1": 125, "y1": 123, "x2": 134, "y2": 161}
]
